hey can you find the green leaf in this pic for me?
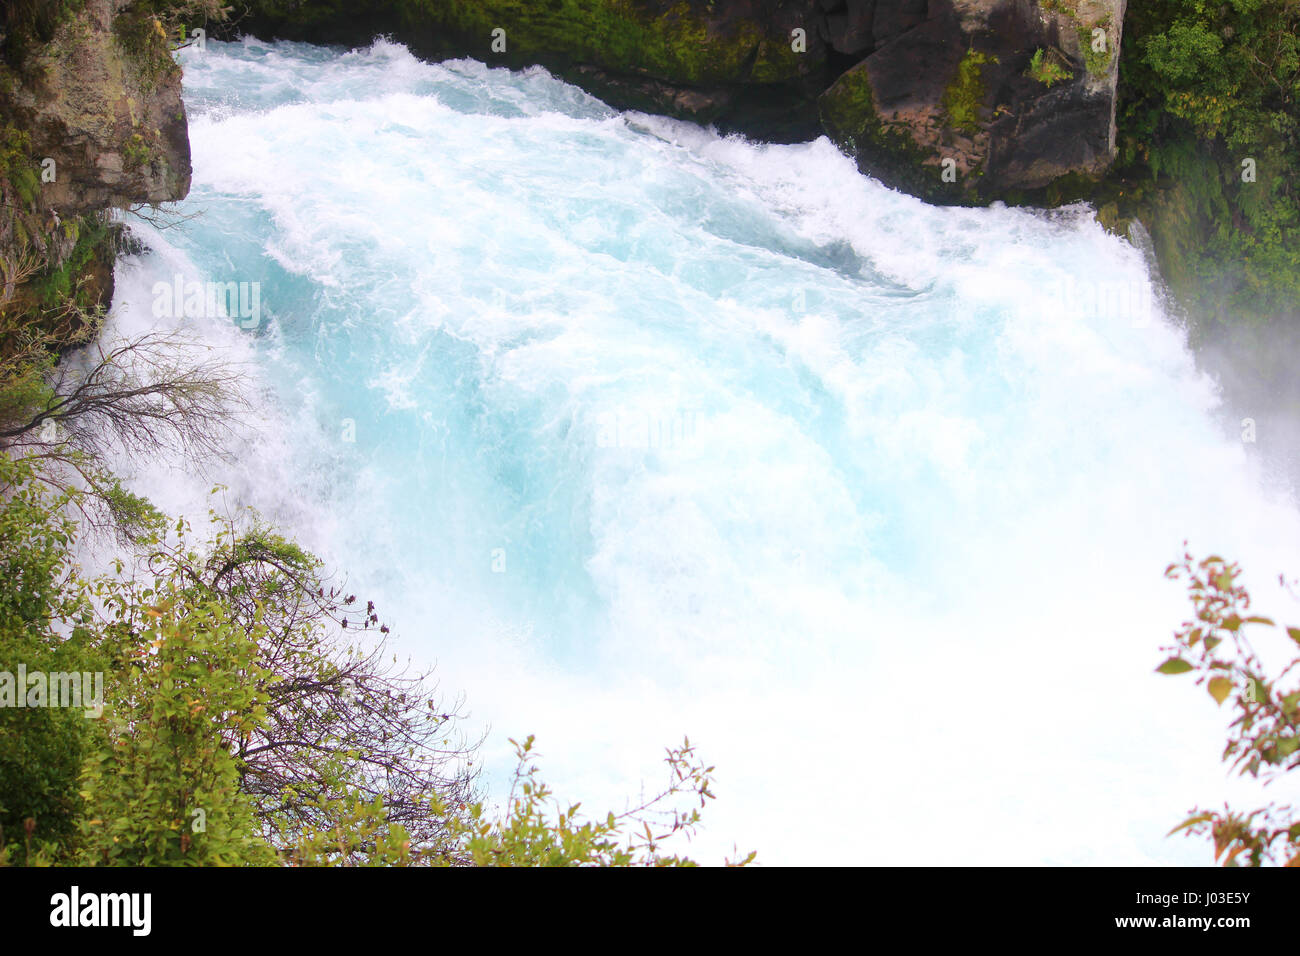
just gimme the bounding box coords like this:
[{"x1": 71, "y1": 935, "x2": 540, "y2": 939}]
[
  {"x1": 1207, "y1": 677, "x2": 1233, "y2": 706},
  {"x1": 1287, "y1": 627, "x2": 1300, "y2": 646},
  {"x1": 1157, "y1": 658, "x2": 1194, "y2": 675}
]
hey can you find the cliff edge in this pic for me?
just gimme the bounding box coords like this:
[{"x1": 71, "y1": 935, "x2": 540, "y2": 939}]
[{"x1": 1, "y1": 0, "x2": 192, "y2": 321}]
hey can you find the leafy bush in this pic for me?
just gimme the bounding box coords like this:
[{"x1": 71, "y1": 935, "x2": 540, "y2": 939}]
[
  {"x1": 0, "y1": 440, "x2": 745, "y2": 866},
  {"x1": 1159, "y1": 549, "x2": 1300, "y2": 866},
  {"x1": 0, "y1": 455, "x2": 99, "y2": 859}
]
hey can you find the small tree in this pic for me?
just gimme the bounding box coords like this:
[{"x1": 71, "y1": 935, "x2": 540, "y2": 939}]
[
  {"x1": 1159, "y1": 548, "x2": 1300, "y2": 866},
  {"x1": 0, "y1": 325, "x2": 248, "y2": 470},
  {"x1": 0, "y1": 302, "x2": 249, "y2": 541},
  {"x1": 0, "y1": 453, "x2": 476, "y2": 866},
  {"x1": 130, "y1": 508, "x2": 481, "y2": 856}
]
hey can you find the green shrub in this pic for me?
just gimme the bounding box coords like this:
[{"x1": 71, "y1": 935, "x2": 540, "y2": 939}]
[
  {"x1": 1118, "y1": 0, "x2": 1300, "y2": 330},
  {"x1": 1026, "y1": 48, "x2": 1072, "y2": 88}
]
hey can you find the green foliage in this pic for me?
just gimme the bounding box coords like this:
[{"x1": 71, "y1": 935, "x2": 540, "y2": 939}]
[
  {"x1": 1026, "y1": 48, "x2": 1072, "y2": 88},
  {"x1": 1078, "y1": 26, "x2": 1112, "y2": 78},
  {"x1": 943, "y1": 50, "x2": 997, "y2": 134},
  {"x1": 97, "y1": 477, "x2": 167, "y2": 542},
  {"x1": 396, "y1": 0, "x2": 806, "y2": 86},
  {"x1": 122, "y1": 132, "x2": 152, "y2": 171},
  {"x1": 426, "y1": 735, "x2": 754, "y2": 867},
  {"x1": 289, "y1": 794, "x2": 416, "y2": 866},
  {"x1": 111, "y1": 1, "x2": 228, "y2": 94},
  {"x1": 21, "y1": 213, "x2": 112, "y2": 312},
  {"x1": 1159, "y1": 550, "x2": 1300, "y2": 867},
  {"x1": 1131, "y1": 0, "x2": 1299, "y2": 151},
  {"x1": 74, "y1": 571, "x2": 277, "y2": 866},
  {"x1": 1118, "y1": 0, "x2": 1300, "y2": 329},
  {"x1": 0, "y1": 455, "x2": 99, "y2": 859},
  {"x1": 112, "y1": 5, "x2": 181, "y2": 95},
  {"x1": 0, "y1": 447, "x2": 743, "y2": 866},
  {"x1": 154, "y1": 509, "x2": 478, "y2": 855},
  {"x1": 0, "y1": 457, "x2": 416, "y2": 866},
  {"x1": 0, "y1": 353, "x2": 55, "y2": 446},
  {"x1": 0, "y1": 124, "x2": 39, "y2": 208}
]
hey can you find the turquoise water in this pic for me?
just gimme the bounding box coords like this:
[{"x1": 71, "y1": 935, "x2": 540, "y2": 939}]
[{"x1": 107, "y1": 38, "x2": 1300, "y2": 864}]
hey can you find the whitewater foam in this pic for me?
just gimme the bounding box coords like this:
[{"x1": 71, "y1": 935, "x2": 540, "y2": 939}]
[{"x1": 101, "y1": 36, "x2": 1300, "y2": 865}]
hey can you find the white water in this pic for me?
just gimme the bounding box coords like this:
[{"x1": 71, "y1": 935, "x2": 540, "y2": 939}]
[{"x1": 106, "y1": 37, "x2": 1300, "y2": 864}]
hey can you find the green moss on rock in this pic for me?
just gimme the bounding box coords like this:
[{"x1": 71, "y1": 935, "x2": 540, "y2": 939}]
[
  {"x1": 819, "y1": 65, "x2": 948, "y2": 201},
  {"x1": 112, "y1": 6, "x2": 181, "y2": 95},
  {"x1": 0, "y1": 124, "x2": 39, "y2": 208},
  {"x1": 398, "y1": 0, "x2": 803, "y2": 86},
  {"x1": 25, "y1": 213, "x2": 112, "y2": 312},
  {"x1": 942, "y1": 50, "x2": 995, "y2": 134},
  {"x1": 818, "y1": 64, "x2": 877, "y2": 146}
]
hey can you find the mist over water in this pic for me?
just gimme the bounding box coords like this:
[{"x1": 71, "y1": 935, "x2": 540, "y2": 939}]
[{"x1": 106, "y1": 38, "x2": 1300, "y2": 864}]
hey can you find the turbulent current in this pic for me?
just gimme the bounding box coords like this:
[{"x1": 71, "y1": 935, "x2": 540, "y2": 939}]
[{"x1": 107, "y1": 38, "x2": 1300, "y2": 864}]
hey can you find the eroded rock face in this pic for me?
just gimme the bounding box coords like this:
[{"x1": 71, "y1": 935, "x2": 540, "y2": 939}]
[
  {"x1": 409, "y1": 0, "x2": 1127, "y2": 199},
  {"x1": 233, "y1": 0, "x2": 1126, "y2": 201},
  {"x1": 1, "y1": 0, "x2": 192, "y2": 316},
  {"x1": 818, "y1": 0, "x2": 1126, "y2": 200},
  {"x1": 17, "y1": 2, "x2": 191, "y2": 212}
]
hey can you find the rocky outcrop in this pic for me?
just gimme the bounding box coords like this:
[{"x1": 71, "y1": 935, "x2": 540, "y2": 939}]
[
  {"x1": 818, "y1": 0, "x2": 1126, "y2": 200},
  {"x1": 231, "y1": 1, "x2": 836, "y2": 140},
  {"x1": 1, "y1": 0, "x2": 193, "y2": 319},
  {"x1": 231, "y1": 0, "x2": 1126, "y2": 198}
]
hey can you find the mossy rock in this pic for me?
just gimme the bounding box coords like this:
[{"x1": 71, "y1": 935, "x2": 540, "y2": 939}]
[
  {"x1": 819, "y1": 63, "x2": 950, "y2": 202},
  {"x1": 399, "y1": 0, "x2": 808, "y2": 86},
  {"x1": 234, "y1": 1, "x2": 813, "y2": 88},
  {"x1": 21, "y1": 213, "x2": 115, "y2": 315},
  {"x1": 942, "y1": 50, "x2": 995, "y2": 135},
  {"x1": 112, "y1": 6, "x2": 182, "y2": 96}
]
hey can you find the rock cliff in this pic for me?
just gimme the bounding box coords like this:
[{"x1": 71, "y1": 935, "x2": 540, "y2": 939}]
[
  {"x1": 818, "y1": 0, "x2": 1126, "y2": 200},
  {"x1": 231, "y1": 0, "x2": 1126, "y2": 200},
  {"x1": 1, "y1": 0, "x2": 192, "y2": 320}
]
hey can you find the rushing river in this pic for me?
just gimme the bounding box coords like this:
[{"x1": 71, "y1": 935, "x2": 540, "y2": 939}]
[{"x1": 106, "y1": 37, "x2": 1300, "y2": 864}]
